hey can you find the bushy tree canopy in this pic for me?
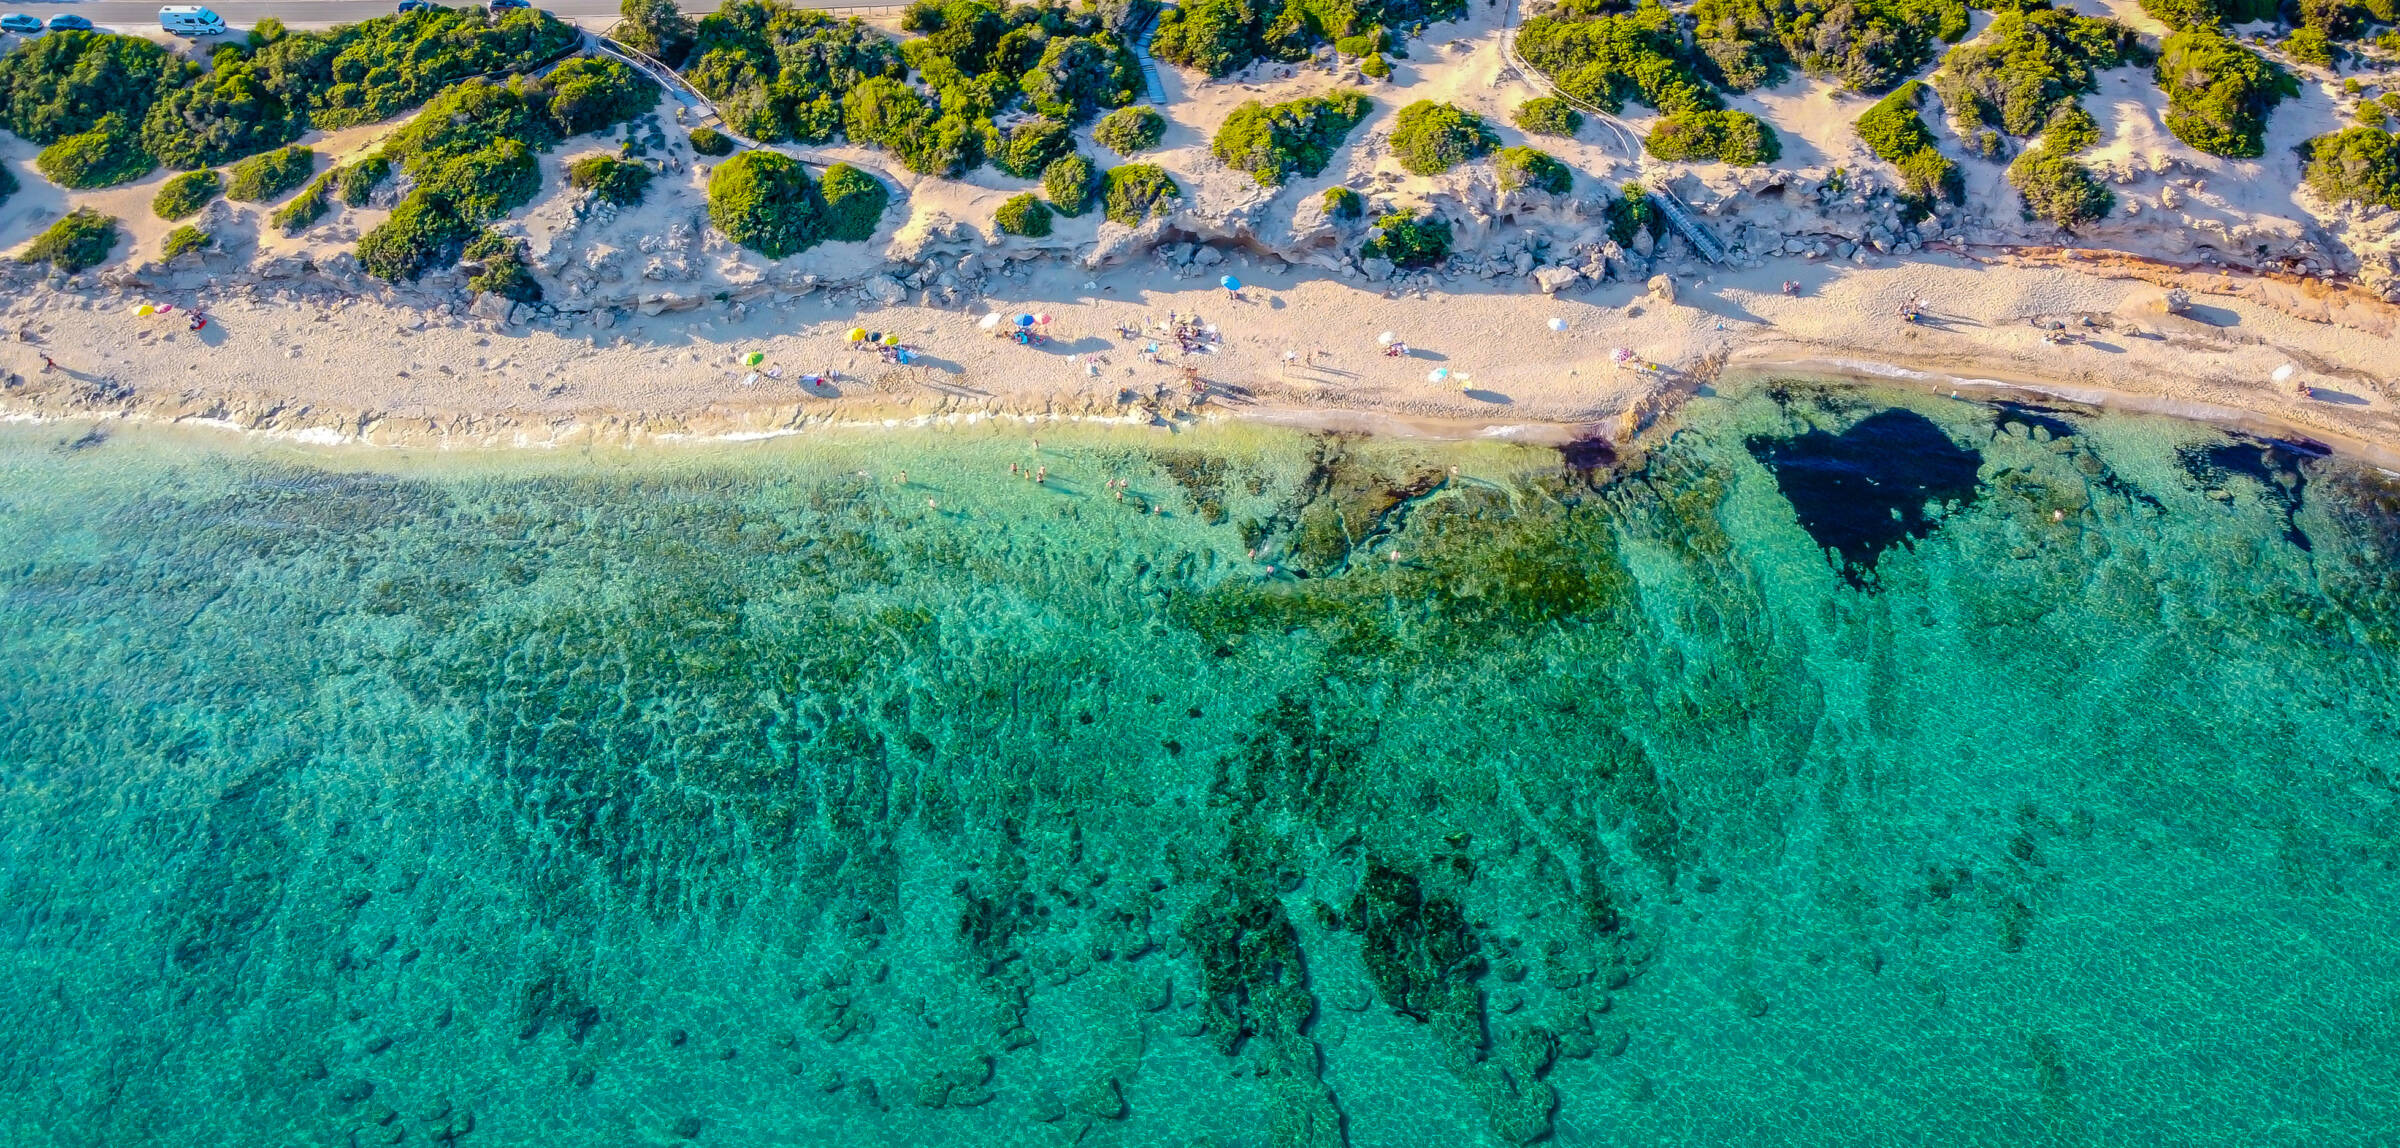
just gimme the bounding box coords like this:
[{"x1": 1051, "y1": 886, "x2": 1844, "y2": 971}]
[
  {"x1": 1495, "y1": 146, "x2": 1573, "y2": 193},
  {"x1": 1516, "y1": 0, "x2": 1717, "y2": 116},
  {"x1": 1934, "y1": 3, "x2": 2140, "y2": 140},
  {"x1": 2155, "y1": 29, "x2": 2295, "y2": 158},
  {"x1": 1210, "y1": 91, "x2": 1370, "y2": 185},
  {"x1": 1387, "y1": 99, "x2": 1496, "y2": 175},
  {"x1": 707, "y1": 149, "x2": 822, "y2": 256},
  {"x1": 1094, "y1": 105, "x2": 1166, "y2": 155},
  {"x1": 2304, "y1": 126, "x2": 2400, "y2": 209},
  {"x1": 1643, "y1": 108, "x2": 1780, "y2": 165}
]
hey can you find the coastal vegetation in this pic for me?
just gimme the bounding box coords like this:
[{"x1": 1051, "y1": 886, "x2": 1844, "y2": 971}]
[
  {"x1": 17, "y1": 208, "x2": 116, "y2": 272},
  {"x1": 358, "y1": 61, "x2": 654, "y2": 280},
  {"x1": 996, "y1": 189, "x2": 1053, "y2": 235},
  {"x1": 36, "y1": 113, "x2": 151, "y2": 188},
  {"x1": 817, "y1": 162, "x2": 889, "y2": 241},
  {"x1": 2136, "y1": 0, "x2": 2273, "y2": 32},
  {"x1": 688, "y1": 126, "x2": 735, "y2": 155},
  {"x1": 1361, "y1": 208, "x2": 1451, "y2": 266},
  {"x1": 705, "y1": 149, "x2": 820, "y2": 256},
  {"x1": 568, "y1": 154, "x2": 656, "y2": 206},
  {"x1": 0, "y1": 31, "x2": 191, "y2": 147},
  {"x1": 1388, "y1": 100, "x2": 1495, "y2": 175},
  {"x1": 154, "y1": 171, "x2": 224, "y2": 222},
  {"x1": 1643, "y1": 107, "x2": 1779, "y2": 164},
  {"x1": 985, "y1": 116, "x2": 1076, "y2": 178},
  {"x1": 1103, "y1": 162, "x2": 1181, "y2": 224},
  {"x1": 1606, "y1": 180, "x2": 1663, "y2": 245},
  {"x1": 617, "y1": 0, "x2": 698, "y2": 66},
  {"x1": 161, "y1": 224, "x2": 210, "y2": 260},
  {"x1": 337, "y1": 154, "x2": 391, "y2": 206},
  {"x1": 2303, "y1": 125, "x2": 2400, "y2": 208},
  {"x1": 1515, "y1": 0, "x2": 1716, "y2": 117},
  {"x1": 1322, "y1": 184, "x2": 1363, "y2": 219},
  {"x1": 1854, "y1": 81, "x2": 1961, "y2": 207},
  {"x1": 682, "y1": 2, "x2": 903, "y2": 143},
  {"x1": 1495, "y1": 145, "x2": 1572, "y2": 193},
  {"x1": 1043, "y1": 152, "x2": 1097, "y2": 215},
  {"x1": 269, "y1": 172, "x2": 335, "y2": 233},
  {"x1": 1689, "y1": 0, "x2": 1970, "y2": 94},
  {"x1": 2008, "y1": 135, "x2": 2113, "y2": 227},
  {"x1": 1931, "y1": 1, "x2": 2135, "y2": 225},
  {"x1": 1512, "y1": 96, "x2": 1582, "y2": 137},
  {"x1": 2155, "y1": 29, "x2": 2296, "y2": 157},
  {"x1": 1149, "y1": 0, "x2": 1462, "y2": 78},
  {"x1": 463, "y1": 229, "x2": 542, "y2": 301},
  {"x1": 1094, "y1": 105, "x2": 1165, "y2": 155},
  {"x1": 226, "y1": 145, "x2": 315, "y2": 202},
  {"x1": 1211, "y1": 91, "x2": 1371, "y2": 185}
]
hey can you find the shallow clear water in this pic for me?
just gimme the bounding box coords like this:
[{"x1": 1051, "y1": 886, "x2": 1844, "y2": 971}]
[{"x1": 1, "y1": 381, "x2": 2397, "y2": 1147}]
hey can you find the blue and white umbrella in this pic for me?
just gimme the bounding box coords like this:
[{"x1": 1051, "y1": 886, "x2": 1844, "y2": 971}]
[{"x1": 1220, "y1": 275, "x2": 1242, "y2": 291}]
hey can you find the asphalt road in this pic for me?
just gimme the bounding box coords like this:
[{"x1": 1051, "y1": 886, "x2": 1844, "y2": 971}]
[{"x1": 2, "y1": 0, "x2": 877, "y2": 30}]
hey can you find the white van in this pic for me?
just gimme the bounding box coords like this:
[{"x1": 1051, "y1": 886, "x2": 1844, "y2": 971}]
[{"x1": 158, "y1": 6, "x2": 225, "y2": 35}]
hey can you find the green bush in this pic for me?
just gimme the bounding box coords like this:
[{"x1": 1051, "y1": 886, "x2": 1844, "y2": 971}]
[
  {"x1": 1211, "y1": 91, "x2": 1371, "y2": 185},
  {"x1": 307, "y1": 10, "x2": 584, "y2": 131},
  {"x1": 2155, "y1": 30, "x2": 2296, "y2": 158},
  {"x1": 2303, "y1": 126, "x2": 2400, "y2": 208},
  {"x1": 2043, "y1": 102, "x2": 2100, "y2": 152},
  {"x1": 153, "y1": 169, "x2": 223, "y2": 220},
  {"x1": 542, "y1": 56, "x2": 660, "y2": 136},
  {"x1": 818, "y1": 161, "x2": 888, "y2": 241},
  {"x1": 36, "y1": 113, "x2": 153, "y2": 188},
  {"x1": 1020, "y1": 33, "x2": 1142, "y2": 123},
  {"x1": 1516, "y1": 1, "x2": 1718, "y2": 116},
  {"x1": 17, "y1": 208, "x2": 118, "y2": 273},
  {"x1": 2008, "y1": 145, "x2": 2112, "y2": 227},
  {"x1": 226, "y1": 144, "x2": 315, "y2": 201},
  {"x1": 1359, "y1": 52, "x2": 1392, "y2": 78},
  {"x1": 1690, "y1": 0, "x2": 1969, "y2": 95},
  {"x1": 1856, "y1": 82, "x2": 1962, "y2": 205},
  {"x1": 141, "y1": 57, "x2": 305, "y2": 170},
  {"x1": 1606, "y1": 180, "x2": 1663, "y2": 245},
  {"x1": 1149, "y1": 0, "x2": 1463, "y2": 78},
  {"x1": 2136, "y1": 0, "x2": 2274, "y2": 31},
  {"x1": 1387, "y1": 100, "x2": 1496, "y2": 175},
  {"x1": 842, "y1": 76, "x2": 980, "y2": 176},
  {"x1": 338, "y1": 154, "x2": 392, "y2": 206},
  {"x1": 986, "y1": 116, "x2": 1076, "y2": 178},
  {"x1": 1043, "y1": 152, "x2": 1097, "y2": 215},
  {"x1": 1645, "y1": 108, "x2": 1780, "y2": 164},
  {"x1": 707, "y1": 148, "x2": 821, "y2": 256},
  {"x1": 686, "y1": 1, "x2": 903, "y2": 143},
  {"x1": 357, "y1": 195, "x2": 478, "y2": 281},
  {"x1": 1513, "y1": 96, "x2": 1583, "y2": 136},
  {"x1": 1322, "y1": 185, "x2": 1363, "y2": 219},
  {"x1": 162, "y1": 224, "x2": 210, "y2": 260},
  {"x1": 1102, "y1": 162, "x2": 1181, "y2": 224},
  {"x1": 1360, "y1": 209, "x2": 1449, "y2": 267},
  {"x1": 568, "y1": 154, "x2": 655, "y2": 205},
  {"x1": 996, "y1": 189, "x2": 1053, "y2": 236},
  {"x1": 1935, "y1": 4, "x2": 2140, "y2": 141},
  {"x1": 619, "y1": 0, "x2": 698, "y2": 67},
  {"x1": 689, "y1": 126, "x2": 735, "y2": 155},
  {"x1": 1094, "y1": 105, "x2": 1165, "y2": 155},
  {"x1": 0, "y1": 31, "x2": 193, "y2": 145},
  {"x1": 464, "y1": 229, "x2": 543, "y2": 302},
  {"x1": 1653, "y1": 109, "x2": 1779, "y2": 165},
  {"x1": 1495, "y1": 146, "x2": 1573, "y2": 193},
  {"x1": 269, "y1": 173, "x2": 334, "y2": 234}
]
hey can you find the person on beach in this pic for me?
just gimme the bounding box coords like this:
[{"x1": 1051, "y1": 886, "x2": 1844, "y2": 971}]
[{"x1": 40, "y1": 355, "x2": 55, "y2": 373}]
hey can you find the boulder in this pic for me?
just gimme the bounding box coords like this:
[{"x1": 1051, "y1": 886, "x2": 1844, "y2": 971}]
[
  {"x1": 863, "y1": 275, "x2": 907, "y2": 305},
  {"x1": 2162, "y1": 287, "x2": 2191, "y2": 315},
  {"x1": 1361, "y1": 256, "x2": 1396, "y2": 282},
  {"x1": 1646, "y1": 274, "x2": 1676, "y2": 303},
  {"x1": 1533, "y1": 266, "x2": 1584, "y2": 294}
]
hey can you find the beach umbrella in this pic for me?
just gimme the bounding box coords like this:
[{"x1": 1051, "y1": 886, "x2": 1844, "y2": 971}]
[
  {"x1": 1015, "y1": 313, "x2": 1036, "y2": 327},
  {"x1": 1220, "y1": 275, "x2": 1242, "y2": 291},
  {"x1": 978, "y1": 312, "x2": 1003, "y2": 330},
  {"x1": 882, "y1": 332, "x2": 901, "y2": 346},
  {"x1": 846, "y1": 327, "x2": 868, "y2": 342},
  {"x1": 1377, "y1": 331, "x2": 1397, "y2": 346},
  {"x1": 1034, "y1": 312, "x2": 1053, "y2": 325},
  {"x1": 1428, "y1": 367, "x2": 1450, "y2": 383},
  {"x1": 136, "y1": 304, "x2": 156, "y2": 317},
  {"x1": 1610, "y1": 347, "x2": 1636, "y2": 365},
  {"x1": 1548, "y1": 317, "x2": 1568, "y2": 332},
  {"x1": 2271, "y1": 363, "x2": 2297, "y2": 384},
  {"x1": 742, "y1": 351, "x2": 766, "y2": 366}
]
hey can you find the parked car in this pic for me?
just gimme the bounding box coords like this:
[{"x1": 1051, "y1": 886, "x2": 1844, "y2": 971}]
[
  {"x1": 45, "y1": 12, "x2": 89, "y2": 28},
  {"x1": 0, "y1": 12, "x2": 41, "y2": 32},
  {"x1": 395, "y1": 0, "x2": 430, "y2": 10},
  {"x1": 487, "y1": 0, "x2": 527, "y2": 10},
  {"x1": 157, "y1": 4, "x2": 223, "y2": 34}
]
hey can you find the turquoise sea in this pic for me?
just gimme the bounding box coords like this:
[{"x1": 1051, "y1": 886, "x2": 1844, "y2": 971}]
[{"x1": 1, "y1": 379, "x2": 2396, "y2": 1146}]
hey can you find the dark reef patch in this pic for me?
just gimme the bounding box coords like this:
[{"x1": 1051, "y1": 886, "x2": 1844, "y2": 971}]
[
  {"x1": 1990, "y1": 401, "x2": 2081, "y2": 442},
  {"x1": 2177, "y1": 436, "x2": 2320, "y2": 551},
  {"x1": 1745, "y1": 408, "x2": 1984, "y2": 588}
]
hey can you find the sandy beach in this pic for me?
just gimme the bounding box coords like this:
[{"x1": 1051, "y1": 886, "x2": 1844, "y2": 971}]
[{"x1": 3, "y1": 243, "x2": 2393, "y2": 462}]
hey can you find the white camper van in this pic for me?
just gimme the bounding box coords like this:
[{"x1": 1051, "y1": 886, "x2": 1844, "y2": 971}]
[{"x1": 158, "y1": 6, "x2": 225, "y2": 35}]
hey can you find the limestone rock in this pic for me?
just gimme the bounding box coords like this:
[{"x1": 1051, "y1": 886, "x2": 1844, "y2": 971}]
[
  {"x1": 1533, "y1": 266, "x2": 1583, "y2": 295},
  {"x1": 1646, "y1": 274, "x2": 1676, "y2": 303}
]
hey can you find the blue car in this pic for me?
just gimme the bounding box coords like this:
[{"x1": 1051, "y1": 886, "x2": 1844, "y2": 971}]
[
  {"x1": 487, "y1": 0, "x2": 526, "y2": 9},
  {"x1": 46, "y1": 12, "x2": 89, "y2": 28},
  {"x1": 396, "y1": 0, "x2": 429, "y2": 10},
  {"x1": 0, "y1": 13, "x2": 40, "y2": 32}
]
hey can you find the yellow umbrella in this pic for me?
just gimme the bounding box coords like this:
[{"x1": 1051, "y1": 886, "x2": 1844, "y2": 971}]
[
  {"x1": 846, "y1": 327, "x2": 868, "y2": 342},
  {"x1": 136, "y1": 304, "x2": 156, "y2": 317},
  {"x1": 881, "y1": 332, "x2": 900, "y2": 346}
]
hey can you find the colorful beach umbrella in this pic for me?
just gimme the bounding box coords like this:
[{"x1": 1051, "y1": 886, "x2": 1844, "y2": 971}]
[
  {"x1": 1034, "y1": 312, "x2": 1052, "y2": 326},
  {"x1": 1015, "y1": 314, "x2": 1036, "y2": 327},
  {"x1": 1548, "y1": 317, "x2": 1568, "y2": 332},
  {"x1": 742, "y1": 351, "x2": 766, "y2": 366},
  {"x1": 1428, "y1": 368, "x2": 1450, "y2": 383},
  {"x1": 846, "y1": 327, "x2": 867, "y2": 342},
  {"x1": 881, "y1": 332, "x2": 900, "y2": 347},
  {"x1": 1220, "y1": 275, "x2": 1242, "y2": 291},
  {"x1": 1610, "y1": 347, "x2": 1636, "y2": 365}
]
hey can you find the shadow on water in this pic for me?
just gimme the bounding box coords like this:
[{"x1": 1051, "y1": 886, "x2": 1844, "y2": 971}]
[
  {"x1": 1746, "y1": 407, "x2": 1984, "y2": 589},
  {"x1": 2177, "y1": 434, "x2": 2326, "y2": 551}
]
